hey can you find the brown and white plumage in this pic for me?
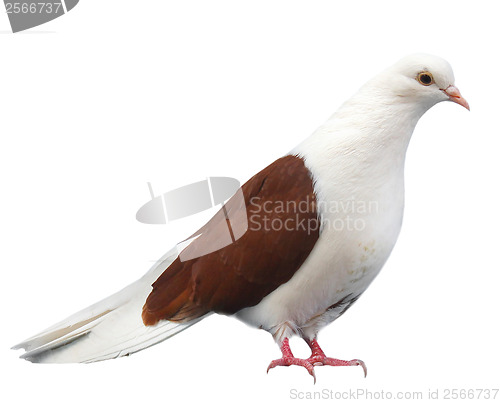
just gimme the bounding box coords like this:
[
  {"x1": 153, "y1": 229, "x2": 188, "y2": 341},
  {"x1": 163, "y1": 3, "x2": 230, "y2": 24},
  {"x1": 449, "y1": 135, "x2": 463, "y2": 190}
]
[
  {"x1": 13, "y1": 54, "x2": 468, "y2": 379},
  {"x1": 142, "y1": 155, "x2": 319, "y2": 325}
]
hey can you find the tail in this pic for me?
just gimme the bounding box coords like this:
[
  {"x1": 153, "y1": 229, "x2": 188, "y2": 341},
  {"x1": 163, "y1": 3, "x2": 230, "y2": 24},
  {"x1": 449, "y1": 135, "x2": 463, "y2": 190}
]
[{"x1": 12, "y1": 247, "x2": 207, "y2": 363}]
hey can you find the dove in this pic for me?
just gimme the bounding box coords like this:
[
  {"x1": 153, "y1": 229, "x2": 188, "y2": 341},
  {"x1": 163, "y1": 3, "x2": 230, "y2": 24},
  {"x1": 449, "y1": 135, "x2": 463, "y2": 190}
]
[{"x1": 13, "y1": 54, "x2": 468, "y2": 382}]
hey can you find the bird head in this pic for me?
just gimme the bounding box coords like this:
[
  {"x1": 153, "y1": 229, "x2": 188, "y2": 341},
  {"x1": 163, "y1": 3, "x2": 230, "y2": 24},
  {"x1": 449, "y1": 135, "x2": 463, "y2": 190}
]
[{"x1": 383, "y1": 53, "x2": 470, "y2": 111}]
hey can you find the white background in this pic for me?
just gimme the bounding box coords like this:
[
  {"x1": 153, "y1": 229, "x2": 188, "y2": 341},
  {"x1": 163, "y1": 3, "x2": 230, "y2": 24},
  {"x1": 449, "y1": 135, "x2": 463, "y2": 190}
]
[{"x1": 1, "y1": 1, "x2": 499, "y2": 402}]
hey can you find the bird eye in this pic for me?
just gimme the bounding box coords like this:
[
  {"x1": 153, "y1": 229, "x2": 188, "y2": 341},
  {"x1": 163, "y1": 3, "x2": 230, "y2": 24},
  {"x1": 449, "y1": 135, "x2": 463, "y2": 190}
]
[{"x1": 417, "y1": 71, "x2": 434, "y2": 86}]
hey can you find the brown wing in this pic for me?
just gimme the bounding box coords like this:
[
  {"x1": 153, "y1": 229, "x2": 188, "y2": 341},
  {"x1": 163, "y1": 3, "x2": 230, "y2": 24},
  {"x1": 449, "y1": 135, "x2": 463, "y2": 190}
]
[{"x1": 142, "y1": 155, "x2": 320, "y2": 325}]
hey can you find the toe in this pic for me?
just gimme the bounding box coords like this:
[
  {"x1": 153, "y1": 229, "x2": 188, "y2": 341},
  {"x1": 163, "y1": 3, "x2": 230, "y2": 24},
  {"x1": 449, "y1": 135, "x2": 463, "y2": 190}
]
[{"x1": 267, "y1": 357, "x2": 317, "y2": 383}]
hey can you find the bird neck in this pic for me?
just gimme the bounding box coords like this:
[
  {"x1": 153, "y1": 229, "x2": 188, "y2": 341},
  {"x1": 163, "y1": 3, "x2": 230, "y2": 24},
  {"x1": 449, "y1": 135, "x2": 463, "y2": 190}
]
[
  {"x1": 292, "y1": 88, "x2": 434, "y2": 205},
  {"x1": 327, "y1": 85, "x2": 434, "y2": 167}
]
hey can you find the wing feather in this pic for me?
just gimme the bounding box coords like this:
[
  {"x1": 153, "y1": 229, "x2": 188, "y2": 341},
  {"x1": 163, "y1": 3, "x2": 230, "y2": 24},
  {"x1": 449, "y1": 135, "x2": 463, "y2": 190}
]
[{"x1": 142, "y1": 155, "x2": 320, "y2": 325}]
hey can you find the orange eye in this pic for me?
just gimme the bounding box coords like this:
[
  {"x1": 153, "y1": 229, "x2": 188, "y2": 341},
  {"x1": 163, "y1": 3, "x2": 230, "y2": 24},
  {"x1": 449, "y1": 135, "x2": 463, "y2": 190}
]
[{"x1": 417, "y1": 71, "x2": 434, "y2": 86}]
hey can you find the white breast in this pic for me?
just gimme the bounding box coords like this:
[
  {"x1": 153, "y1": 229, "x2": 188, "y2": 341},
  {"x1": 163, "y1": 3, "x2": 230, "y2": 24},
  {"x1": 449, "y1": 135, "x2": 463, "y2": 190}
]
[{"x1": 236, "y1": 101, "x2": 415, "y2": 340}]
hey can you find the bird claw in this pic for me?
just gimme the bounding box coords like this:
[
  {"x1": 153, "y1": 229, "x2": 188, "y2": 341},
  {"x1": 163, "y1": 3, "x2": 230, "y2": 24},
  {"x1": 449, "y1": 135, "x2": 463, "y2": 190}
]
[
  {"x1": 349, "y1": 359, "x2": 368, "y2": 378},
  {"x1": 309, "y1": 355, "x2": 368, "y2": 377},
  {"x1": 267, "y1": 357, "x2": 317, "y2": 383}
]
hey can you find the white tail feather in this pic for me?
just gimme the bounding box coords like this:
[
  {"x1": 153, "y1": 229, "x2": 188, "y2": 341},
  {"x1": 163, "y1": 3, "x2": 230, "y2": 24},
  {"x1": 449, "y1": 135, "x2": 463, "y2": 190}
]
[{"x1": 13, "y1": 247, "x2": 207, "y2": 363}]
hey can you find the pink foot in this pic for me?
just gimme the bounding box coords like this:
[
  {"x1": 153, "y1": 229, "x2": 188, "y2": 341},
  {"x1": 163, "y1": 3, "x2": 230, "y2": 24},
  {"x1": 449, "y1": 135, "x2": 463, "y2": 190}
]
[
  {"x1": 267, "y1": 338, "x2": 317, "y2": 382},
  {"x1": 306, "y1": 339, "x2": 367, "y2": 377}
]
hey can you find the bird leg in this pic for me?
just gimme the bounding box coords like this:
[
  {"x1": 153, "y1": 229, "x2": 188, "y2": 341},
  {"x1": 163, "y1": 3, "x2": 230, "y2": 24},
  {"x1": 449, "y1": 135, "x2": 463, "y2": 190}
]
[
  {"x1": 267, "y1": 337, "x2": 317, "y2": 382},
  {"x1": 305, "y1": 338, "x2": 367, "y2": 377}
]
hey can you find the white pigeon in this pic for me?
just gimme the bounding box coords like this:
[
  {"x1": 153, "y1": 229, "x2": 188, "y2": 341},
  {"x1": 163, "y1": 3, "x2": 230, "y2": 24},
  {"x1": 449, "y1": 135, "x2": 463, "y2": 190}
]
[{"x1": 13, "y1": 54, "x2": 469, "y2": 382}]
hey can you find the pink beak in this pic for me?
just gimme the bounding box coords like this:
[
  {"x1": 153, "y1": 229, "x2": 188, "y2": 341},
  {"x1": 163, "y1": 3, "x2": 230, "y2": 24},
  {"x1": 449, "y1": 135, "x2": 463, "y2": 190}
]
[{"x1": 442, "y1": 85, "x2": 470, "y2": 111}]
